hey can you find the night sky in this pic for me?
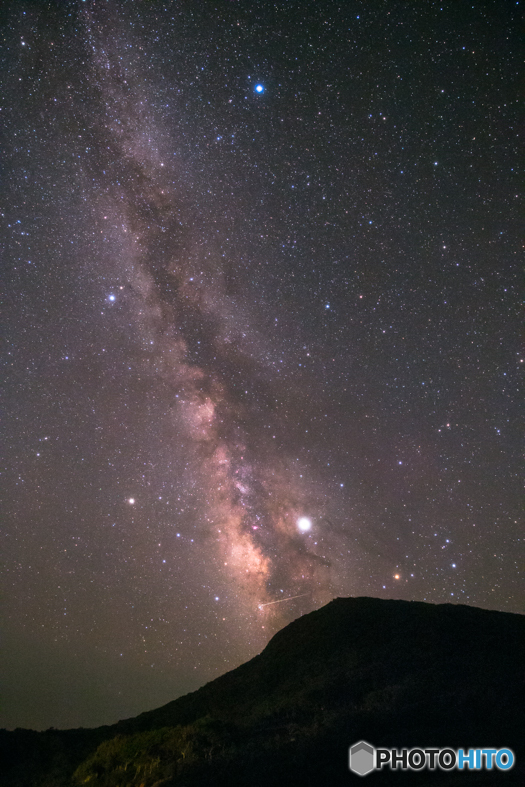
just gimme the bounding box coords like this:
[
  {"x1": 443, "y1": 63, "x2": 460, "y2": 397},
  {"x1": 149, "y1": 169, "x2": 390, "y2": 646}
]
[{"x1": 2, "y1": 0, "x2": 522, "y2": 731}]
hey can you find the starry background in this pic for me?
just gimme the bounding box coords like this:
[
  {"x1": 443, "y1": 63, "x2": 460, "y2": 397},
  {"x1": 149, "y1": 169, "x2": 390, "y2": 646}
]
[{"x1": 2, "y1": 0, "x2": 522, "y2": 731}]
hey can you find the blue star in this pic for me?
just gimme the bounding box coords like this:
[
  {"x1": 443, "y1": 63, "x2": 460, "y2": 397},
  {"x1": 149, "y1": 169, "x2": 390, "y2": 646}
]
[{"x1": 255, "y1": 84, "x2": 264, "y2": 93}]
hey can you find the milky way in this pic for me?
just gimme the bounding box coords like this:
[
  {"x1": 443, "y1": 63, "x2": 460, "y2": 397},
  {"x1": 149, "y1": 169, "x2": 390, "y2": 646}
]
[
  {"x1": 3, "y1": 0, "x2": 522, "y2": 730},
  {"x1": 81, "y1": 4, "x2": 340, "y2": 613}
]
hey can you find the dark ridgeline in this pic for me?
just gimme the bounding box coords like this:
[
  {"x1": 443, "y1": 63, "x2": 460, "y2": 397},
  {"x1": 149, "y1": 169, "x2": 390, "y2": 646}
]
[{"x1": 0, "y1": 597, "x2": 523, "y2": 786}]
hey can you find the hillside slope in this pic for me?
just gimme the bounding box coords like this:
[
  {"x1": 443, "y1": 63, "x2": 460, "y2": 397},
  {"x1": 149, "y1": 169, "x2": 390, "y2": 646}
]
[{"x1": 1, "y1": 597, "x2": 523, "y2": 786}]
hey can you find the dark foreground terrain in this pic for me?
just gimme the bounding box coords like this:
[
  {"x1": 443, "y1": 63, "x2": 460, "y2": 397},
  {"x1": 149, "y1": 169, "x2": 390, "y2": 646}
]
[{"x1": 1, "y1": 597, "x2": 523, "y2": 786}]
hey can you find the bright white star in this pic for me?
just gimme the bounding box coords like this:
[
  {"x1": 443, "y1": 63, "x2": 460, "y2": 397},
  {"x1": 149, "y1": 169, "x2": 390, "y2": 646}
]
[
  {"x1": 255, "y1": 84, "x2": 264, "y2": 93},
  {"x1": 297, "y1": 517, "x2": 312, "y2": 532}
]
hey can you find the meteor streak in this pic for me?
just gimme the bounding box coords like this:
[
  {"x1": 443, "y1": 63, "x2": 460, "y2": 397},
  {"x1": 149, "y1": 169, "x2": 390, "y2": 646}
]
[{"x1": 258, "y1": 593, "x2": 310, "y2": 610}]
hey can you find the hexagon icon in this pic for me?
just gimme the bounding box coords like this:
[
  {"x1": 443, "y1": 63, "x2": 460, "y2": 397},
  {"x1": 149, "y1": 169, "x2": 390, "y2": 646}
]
[{"x1": 349, "y1": 740, "x2": 375, "y2": 776}]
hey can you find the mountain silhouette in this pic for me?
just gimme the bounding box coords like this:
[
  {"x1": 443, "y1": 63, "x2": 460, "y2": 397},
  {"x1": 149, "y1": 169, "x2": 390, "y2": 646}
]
[{"x1": 1, "y1": 597, "x2": 523, "y2": 785}]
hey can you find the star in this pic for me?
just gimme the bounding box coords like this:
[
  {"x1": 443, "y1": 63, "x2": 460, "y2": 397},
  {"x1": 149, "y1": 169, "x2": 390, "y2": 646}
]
[
  {"x1": 297, "y1": 517, "x2": 312, "y2": 532},
  {"x1": 255, "y1": 84, "x2": 264, "y2": 93}
]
